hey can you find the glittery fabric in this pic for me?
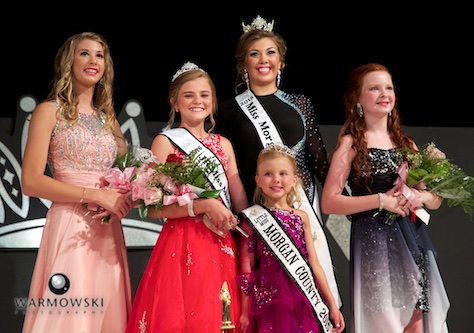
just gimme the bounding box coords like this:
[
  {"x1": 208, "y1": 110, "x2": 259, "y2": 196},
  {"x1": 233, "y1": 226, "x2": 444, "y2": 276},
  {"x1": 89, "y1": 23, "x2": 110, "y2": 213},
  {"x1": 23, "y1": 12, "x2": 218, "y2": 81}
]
[
  {"x1": 125, "y1": 134, "x2": 241, "y2": 333},
  {"x1": 238, "y1": 208, "x2": 322, "y2": 333},
  {"x1": 216, "y1": 90, "x2": 328, "y2": 204},
  {"x1": 217, "y1": 91, "x2": 342, "y2": 310},
  {"x1": 348, "y1": 148, "x2": 450, "y2": 333},
  {"x1": 48, "y1": 112, "x2": 117, "y2": 174},
  {"x1": 22, "y1": 109, "x2": 132, "y2": 333}
]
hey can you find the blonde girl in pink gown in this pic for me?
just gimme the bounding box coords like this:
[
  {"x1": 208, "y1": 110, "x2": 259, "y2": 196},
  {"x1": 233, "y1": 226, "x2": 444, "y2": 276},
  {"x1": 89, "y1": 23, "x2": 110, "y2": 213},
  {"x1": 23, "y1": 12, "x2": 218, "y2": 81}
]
[{"x1": 21, "y1": 32, "x2": 133, "y2": 333}]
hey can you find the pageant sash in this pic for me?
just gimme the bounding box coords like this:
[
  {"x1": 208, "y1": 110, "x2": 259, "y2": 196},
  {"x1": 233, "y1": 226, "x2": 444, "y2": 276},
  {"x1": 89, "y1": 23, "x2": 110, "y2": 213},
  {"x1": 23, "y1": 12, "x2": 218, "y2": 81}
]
[
  {"x1": 235, "y1": 89, "x2": 282, "y2": 148},
  {"x1": 235, "y1": 89, "x2": 342, "y2": 307},
  {"x1": 161, "y1": 128, "x2": 231, "y2": 210},
  {"x1": 241, "y1": 205, "x2": 331, "y2": 333}
]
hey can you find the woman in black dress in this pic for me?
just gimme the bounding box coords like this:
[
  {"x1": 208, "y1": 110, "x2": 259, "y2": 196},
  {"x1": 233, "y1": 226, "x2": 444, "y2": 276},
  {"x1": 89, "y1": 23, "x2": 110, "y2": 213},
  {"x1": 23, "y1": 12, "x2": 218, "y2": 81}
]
[{"x1": 215, "y1": 15, "x2": 342, "y2": 314}]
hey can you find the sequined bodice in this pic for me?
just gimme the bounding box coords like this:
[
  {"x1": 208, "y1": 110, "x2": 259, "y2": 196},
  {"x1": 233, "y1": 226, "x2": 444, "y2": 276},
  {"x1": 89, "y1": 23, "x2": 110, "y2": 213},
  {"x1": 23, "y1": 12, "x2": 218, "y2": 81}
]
[
  {"x1": 173, "y1": 134, "x2": 229, "y2": 171},
  {"x1": 349, "y1": 148, "x2": 402, "y2": 195},
  {"x1": 48, "y1": 113, "x2": 118, "y2": 175}
]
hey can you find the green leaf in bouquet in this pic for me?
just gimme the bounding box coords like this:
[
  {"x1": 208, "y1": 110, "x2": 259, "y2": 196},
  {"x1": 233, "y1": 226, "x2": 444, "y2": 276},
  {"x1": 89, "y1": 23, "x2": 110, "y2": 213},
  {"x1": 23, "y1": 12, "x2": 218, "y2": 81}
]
[{"x1": 199, "y1": 189, "x2": 222, "y2": 199}]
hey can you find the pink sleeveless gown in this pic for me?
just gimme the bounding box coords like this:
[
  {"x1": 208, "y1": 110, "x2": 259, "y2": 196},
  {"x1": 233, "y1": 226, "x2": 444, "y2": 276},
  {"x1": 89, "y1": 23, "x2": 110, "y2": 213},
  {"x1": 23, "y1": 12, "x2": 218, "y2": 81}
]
[{"x1": 22, "y1": 112, "x2": 132, "y2": 333}]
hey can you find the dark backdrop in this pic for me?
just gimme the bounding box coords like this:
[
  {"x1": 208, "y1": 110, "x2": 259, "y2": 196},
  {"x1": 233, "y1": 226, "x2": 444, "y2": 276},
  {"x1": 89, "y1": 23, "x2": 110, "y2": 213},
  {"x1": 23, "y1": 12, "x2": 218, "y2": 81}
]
[{"x1": 6, "y1": 5, "x2": 473, "y2": 128}]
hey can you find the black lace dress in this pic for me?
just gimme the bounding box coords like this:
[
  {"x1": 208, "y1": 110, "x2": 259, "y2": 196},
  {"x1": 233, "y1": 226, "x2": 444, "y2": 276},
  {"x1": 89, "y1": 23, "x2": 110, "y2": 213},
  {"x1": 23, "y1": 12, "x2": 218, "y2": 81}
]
[{"x1": 348, "y1": 148, "x2": 449, "y2": 333}]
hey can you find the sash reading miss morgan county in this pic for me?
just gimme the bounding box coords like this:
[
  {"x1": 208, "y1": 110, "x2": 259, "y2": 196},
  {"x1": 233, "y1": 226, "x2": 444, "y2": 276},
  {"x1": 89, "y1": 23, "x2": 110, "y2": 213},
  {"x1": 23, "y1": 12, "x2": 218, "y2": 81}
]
[
  {"x1": 240, "y1": 204, "x2": 332, "y2": 333},
  {"x1": 235, "y1": 89, "x2": 342, "y2": 308}
]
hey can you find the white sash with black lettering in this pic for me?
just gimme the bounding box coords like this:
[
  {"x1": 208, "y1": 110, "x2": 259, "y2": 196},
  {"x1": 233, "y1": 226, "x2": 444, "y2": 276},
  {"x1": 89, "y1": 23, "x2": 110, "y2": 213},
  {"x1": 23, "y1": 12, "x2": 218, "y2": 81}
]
[
  {"x1": 235, "y1": 89, "x2": 281, "y2": 147},
  {"x1": 241, "y1": 204, "x2": 331, "y2": 333},
  {"x1": 235, "y1": 89, "x2": 342, "y2": 307},
  {"x1": 161, "y1": 128, "x2": 231, "y2": 209}
]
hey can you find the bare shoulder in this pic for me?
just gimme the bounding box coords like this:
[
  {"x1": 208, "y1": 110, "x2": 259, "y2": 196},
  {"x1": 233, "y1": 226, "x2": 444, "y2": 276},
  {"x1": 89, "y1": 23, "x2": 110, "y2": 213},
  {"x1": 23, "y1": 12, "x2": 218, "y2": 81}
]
[
  {"x1": 216, "y1": 134, "x2": 236, "y2": 154},
  {"x1": 332, "y1": 134, "x2": 356, "y2": 159},
  {"x1": 150, "y1": 134, "x2": 175, "y2": 163},
  {"x1": 33, "y1": 100, "x2": 58, "y2": 116},
  {"x1": 339, "y1": 134, "x2": 353, "y2": 148},
  {"x1": 217, "y1": 134, "x2": 231, "y2": 147},
  {"x1": 29, "y1": 100, "x2": 59, "y2": 128},
  {"x1": 294, "y1": 208, "x2": 309, "y2": 223}
]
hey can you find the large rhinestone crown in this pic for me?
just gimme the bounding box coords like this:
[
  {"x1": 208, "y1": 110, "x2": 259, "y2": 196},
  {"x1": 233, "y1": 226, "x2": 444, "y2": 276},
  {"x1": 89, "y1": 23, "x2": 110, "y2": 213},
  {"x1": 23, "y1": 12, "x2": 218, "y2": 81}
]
[
  {"x1": 242, "y1": 15, "x2": 274, "y2": 33},
  {"x1": 172, "y1": 61, "x2": 205, "y2": 82}
]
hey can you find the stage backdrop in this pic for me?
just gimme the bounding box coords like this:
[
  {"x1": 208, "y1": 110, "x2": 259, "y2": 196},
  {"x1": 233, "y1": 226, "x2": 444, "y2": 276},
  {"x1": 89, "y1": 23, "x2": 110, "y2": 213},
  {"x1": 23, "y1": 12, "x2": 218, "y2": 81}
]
[{"x1": 1, "y1": 96, "x2": 473, "y2": 332}]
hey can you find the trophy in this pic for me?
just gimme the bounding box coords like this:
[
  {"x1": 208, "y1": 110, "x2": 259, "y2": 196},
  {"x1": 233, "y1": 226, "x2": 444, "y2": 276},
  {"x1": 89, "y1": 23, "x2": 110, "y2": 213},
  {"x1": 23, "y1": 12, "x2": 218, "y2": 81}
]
[{"x1": 219, "y1": 281, "x2": 235, "y2": 333}]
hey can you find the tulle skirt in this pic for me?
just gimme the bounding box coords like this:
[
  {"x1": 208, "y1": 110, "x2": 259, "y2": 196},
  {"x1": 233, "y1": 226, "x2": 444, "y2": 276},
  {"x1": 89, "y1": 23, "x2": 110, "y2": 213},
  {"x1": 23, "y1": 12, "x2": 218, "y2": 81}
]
[
  {"x1": 125, "y1": 216, "x2": 241, "y2": 333},
  {"x1": 350, "y1": 214, "x2": 449, "y2": 333},
  {"x1": 22, "y1": 173, "x2": 132, "y2": 333}
]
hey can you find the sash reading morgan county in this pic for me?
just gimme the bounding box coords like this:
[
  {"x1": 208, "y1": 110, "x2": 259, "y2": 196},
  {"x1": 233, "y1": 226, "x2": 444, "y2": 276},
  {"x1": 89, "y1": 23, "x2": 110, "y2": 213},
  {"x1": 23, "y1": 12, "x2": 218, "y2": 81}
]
[
  {"x1": 240, "y1": 204, "x2": 332, "y2": 333},
  {"x1": 161, "y1": 128, "x2": 231, "y2": 210},
  {"x1": 235, "y1": 89, "x2": 342, "y2": 308}
]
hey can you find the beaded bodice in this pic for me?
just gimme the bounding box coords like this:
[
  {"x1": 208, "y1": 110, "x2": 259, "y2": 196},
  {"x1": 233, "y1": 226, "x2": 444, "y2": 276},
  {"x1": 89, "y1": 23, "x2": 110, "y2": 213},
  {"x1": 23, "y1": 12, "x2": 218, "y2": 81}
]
[
  {"x1": 349, "y1": 148, "x2": 402, "y2": 196},
  {"x1": 48, "y1": 113, "x2": 118, "y2": 175}
]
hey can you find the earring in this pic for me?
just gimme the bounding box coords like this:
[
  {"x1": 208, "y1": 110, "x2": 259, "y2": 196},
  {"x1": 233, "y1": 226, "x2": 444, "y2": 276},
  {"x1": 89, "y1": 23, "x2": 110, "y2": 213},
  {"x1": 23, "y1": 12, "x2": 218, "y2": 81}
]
[
  {"x1": 99, "y1": 77, "x2": 104, "y2": 86},
  {"x1": 389, "y1": 111, "x2": 392, "y2": 116},
  {"x1": 243, "y1": 68, "x2": 249, "y2": 89},
  {"x1": 276, "y1": 69, "x2": 282, "y2": 87},
  {"x1": 356, "y1": 103, "x2": 363, "y2": 117}
]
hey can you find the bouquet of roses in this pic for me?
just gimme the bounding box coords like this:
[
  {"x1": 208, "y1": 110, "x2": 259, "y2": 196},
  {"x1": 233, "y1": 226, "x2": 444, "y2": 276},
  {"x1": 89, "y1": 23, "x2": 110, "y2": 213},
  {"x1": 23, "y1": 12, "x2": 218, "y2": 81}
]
[
  {"x1": 98, "y1": 147, "x2": 247, "y2": 237},
  {"x1": 100, "y1": 147, "x2": 220, "y2": 217},
  {"x1": 129, "y1": 148, "x2": 222, "y2": 218},
  {"x1": 83, "y1": 147, "x2": 159, "y2": 223},
  {"x1": 385, "y1": 142, "x2": 474, "y2": 224}
]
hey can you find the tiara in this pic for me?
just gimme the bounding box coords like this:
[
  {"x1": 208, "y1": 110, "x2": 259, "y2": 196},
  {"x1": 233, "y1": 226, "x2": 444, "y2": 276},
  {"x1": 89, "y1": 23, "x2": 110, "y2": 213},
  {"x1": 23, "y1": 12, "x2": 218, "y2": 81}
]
[
  {"x1": 262, "y1": 143, "x2": 296, "y2": 159},
  {"x1": 172, "y1": 61, "x2": 206, "y2": 82},
  {"x1": 242, "y1": 15, "x2": 274, "y2": 33}
]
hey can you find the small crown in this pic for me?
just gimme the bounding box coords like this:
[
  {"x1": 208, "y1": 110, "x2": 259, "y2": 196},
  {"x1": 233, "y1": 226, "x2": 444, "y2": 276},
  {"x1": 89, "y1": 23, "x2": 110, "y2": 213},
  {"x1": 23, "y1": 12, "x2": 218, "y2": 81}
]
[
  {"x1": 172, "y1": 61, "x2": 205, "y2": 82},
  {"x1": 242, "y1": 15, "x2": 274, "y2": 33},
  {"x1": 262, "y1": 143, "x2": 296, "y2": 159}
]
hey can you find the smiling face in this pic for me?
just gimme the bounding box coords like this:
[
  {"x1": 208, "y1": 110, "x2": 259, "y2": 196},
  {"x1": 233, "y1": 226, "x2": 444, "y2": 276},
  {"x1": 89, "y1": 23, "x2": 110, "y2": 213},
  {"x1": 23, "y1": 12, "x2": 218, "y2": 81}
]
[
  {"x1": 255, "y1": 154, "x2": 297, "y2": 204},
  {"x1": 245, "y1": 37, "x2": 282, "y2": 89},
  {"x1": 72, "y1": 39, "x2": 105, "y2": 89},
  {"x1": 358, "y1": 70, "x2": 395, "y2": 118},
  {"x1": 173, "y1": 76, "x2": 213, "y2": 125}
]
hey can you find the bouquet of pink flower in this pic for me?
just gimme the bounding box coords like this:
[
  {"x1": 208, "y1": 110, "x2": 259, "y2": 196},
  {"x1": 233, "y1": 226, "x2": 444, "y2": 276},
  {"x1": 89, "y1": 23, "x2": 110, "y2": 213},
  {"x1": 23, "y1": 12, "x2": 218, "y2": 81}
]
[
  {"x1": 95, "y1": 146, "x2": 248, "y2": 237},
  {"x1": 383, "y1": 142, "x2": 474, "y2": 224},
  {"x1": 102, "y1": 147, "x2": 221, "y2": 219}
]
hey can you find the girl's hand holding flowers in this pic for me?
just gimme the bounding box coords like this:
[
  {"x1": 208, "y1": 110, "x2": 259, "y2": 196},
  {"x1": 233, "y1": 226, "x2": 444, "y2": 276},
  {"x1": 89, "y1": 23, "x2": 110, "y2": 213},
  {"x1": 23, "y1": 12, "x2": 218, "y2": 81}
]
[
  {"x1": 381, "y1": 142, "x2": 474, "y2": 224},
  {"x1": 94, "y1": 147, "x2": 247, "y2": 236}
]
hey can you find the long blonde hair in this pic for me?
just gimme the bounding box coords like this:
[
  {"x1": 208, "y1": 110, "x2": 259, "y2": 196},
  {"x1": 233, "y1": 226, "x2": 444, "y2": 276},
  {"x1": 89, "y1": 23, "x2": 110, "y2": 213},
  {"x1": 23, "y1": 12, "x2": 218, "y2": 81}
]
[{"x1": 47, "y1": 31, "x2": 116, "y2": 132}]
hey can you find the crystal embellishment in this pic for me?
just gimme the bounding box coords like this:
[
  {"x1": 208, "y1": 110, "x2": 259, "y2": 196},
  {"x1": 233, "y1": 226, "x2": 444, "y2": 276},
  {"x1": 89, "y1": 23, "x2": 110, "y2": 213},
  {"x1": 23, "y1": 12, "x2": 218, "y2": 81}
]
[
  {"x1": 172, "y1": 61, "x2": 205, "y2": 82},
  {"x1": 242, "y1": 15, "x2": 274, "y2": 33},
  {"x1": 262, "y1": 143, "x2": 296, "y2": 159}
]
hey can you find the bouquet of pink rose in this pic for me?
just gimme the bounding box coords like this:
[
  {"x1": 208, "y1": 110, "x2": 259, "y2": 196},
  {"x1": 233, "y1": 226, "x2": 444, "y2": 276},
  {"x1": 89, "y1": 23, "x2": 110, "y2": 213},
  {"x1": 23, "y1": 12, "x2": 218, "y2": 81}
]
[
  {"x1": 382, "y1": 142, "x2": 474, "y2": 224},
  {"x1": 98, "y1": 147, "x2": 247, "y2": 237},
  {"x1": 102, "y1": 147, "x2": 221, "y2": 219}
]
